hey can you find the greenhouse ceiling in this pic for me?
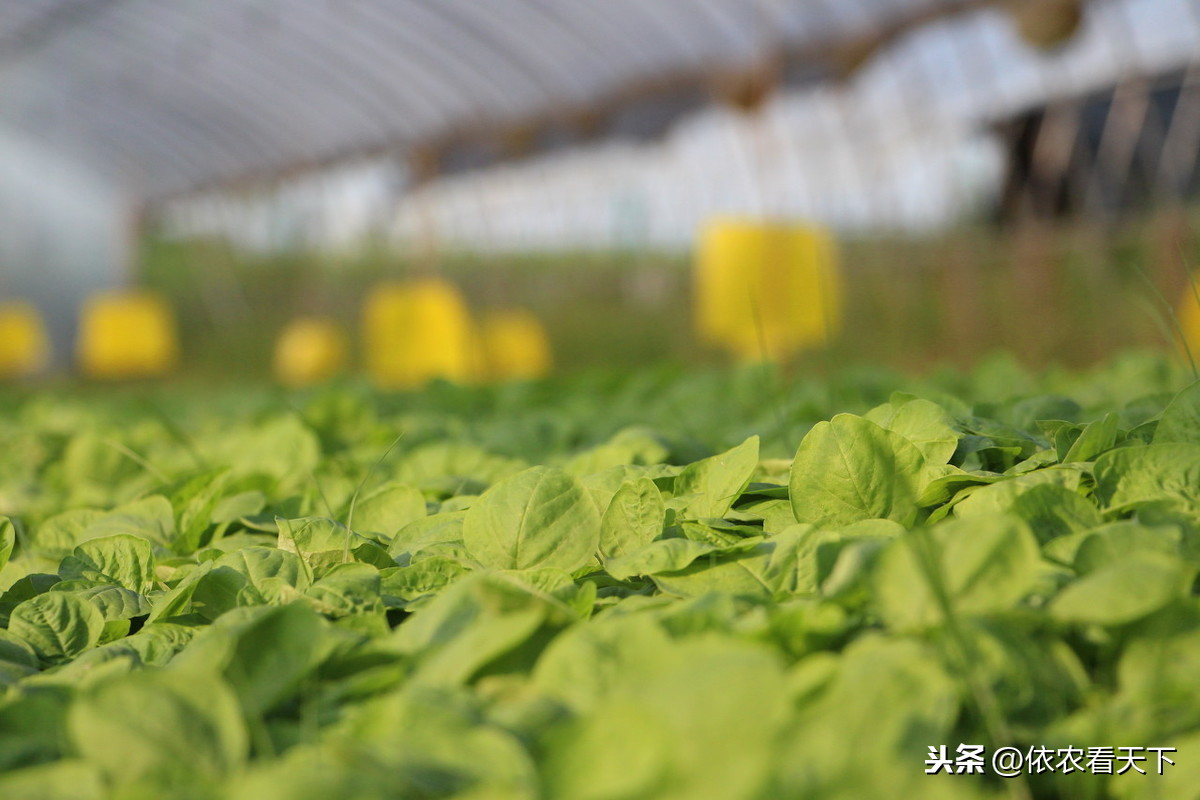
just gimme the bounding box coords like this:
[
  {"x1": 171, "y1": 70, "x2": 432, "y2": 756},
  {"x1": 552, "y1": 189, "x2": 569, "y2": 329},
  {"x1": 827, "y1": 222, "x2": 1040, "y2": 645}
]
[{"x1": 0, "y1": 0, "x2": 1092, "y2": 200}]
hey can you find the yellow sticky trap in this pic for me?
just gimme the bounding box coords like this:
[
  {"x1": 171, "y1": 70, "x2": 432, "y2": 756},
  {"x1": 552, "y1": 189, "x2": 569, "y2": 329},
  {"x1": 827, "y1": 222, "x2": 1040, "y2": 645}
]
[
  {"x1": 1180, "y1": 278, "x2": 1200, "y2": 359},
  {"x1": 694, "y1": 219, "x2": 842, "y2": 362},
  {"x1": 481, "y1": 309, "x2": 552, "y2": 381},
  {"x1": 362, "y1": 279, "x2": 477, "y2": 389},
  {"x1": 0, "y1": 301, "x2": 51, "y2": 378},
  {"x1": 77, "y1": 290, "x2": 179, "y2": 379},
  {"x1": 274, "y1": 317, "x2": 348, "y2": 387}
]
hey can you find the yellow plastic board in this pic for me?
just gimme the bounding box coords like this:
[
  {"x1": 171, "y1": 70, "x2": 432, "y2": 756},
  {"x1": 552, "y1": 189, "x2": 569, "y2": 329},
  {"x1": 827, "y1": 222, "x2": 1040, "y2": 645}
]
[
  {"x1": 362, "y1": 279, "x2": 477, "y2": 388},
  {"x1": 694, "y1": 218, "x2": 842, "y2": 362},
  {"x1": 1180, "y1": 278, "x2": 1200, "y2": 360},
  {"x1": 0, "y1": 301, "x2": 51, "y2": 378},
  {"x1": 481, "y1": 309, "x2": 552, "y2": 381},
  {"x1": 273, "y1": 317, "x2": 348, "y2": 387},
  {"x1": 76, "y1": 290, "x2": 179, "y2": 379}
]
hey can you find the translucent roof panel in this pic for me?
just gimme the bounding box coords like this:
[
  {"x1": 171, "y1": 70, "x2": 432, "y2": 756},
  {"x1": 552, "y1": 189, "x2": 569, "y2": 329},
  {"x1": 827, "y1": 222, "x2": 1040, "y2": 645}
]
[{"x1": 0, "y1": 0, "x2": 1028, "y2": 199}]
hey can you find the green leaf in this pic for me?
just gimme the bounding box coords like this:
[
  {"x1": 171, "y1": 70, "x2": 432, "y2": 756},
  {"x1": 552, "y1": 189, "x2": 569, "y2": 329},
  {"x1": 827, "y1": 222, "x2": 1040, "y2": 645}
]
[
  {"x1": 916, "y1": 467, "x2": 1003, "y2": 507},
  {"x1": 9, "y1": 592, "x2": 105, "y2": 661},
  {"x1": 548, "y1": 635, "x2": 788, "y2": 800},
  {"x1": 83, "y1": 496, "x2": 176, "y2": 547},
  {"x1": 1154, "y1": 380, "x2": 1200, "y2": 445},
  {"x1": 789, "y1": 414, "x2": 924, "y2": 527},
  {"x1": 1050, "y1": 556, "x2": 1191, "y2": 626},
  {"x1": 171, "y1": 603, "x2": 332, "y2": 715},
  {"x1": 380, "y1": 557, "x2": 473, "y2": 606},
  {"x1": 349, "y1": 482, "x2": 427, "y2": 536},
  {"x1": 953, "y1": 468, "x2": 1082, "y2": 520},
  {"x1": 277, "y1": 516, "x2": 390, "y2": 576},
  {"x1": 462, "y1": 466, "x2": 600, "y2": 571},
  {"x1": 57, "y1": 534, "x2": 156, "y2": 593},
  {"x1": 1094, "y1": 444, "x2": 1200, "y2": 516},
  {"x1": 866, "y1": 397, "x2": 960, "y2": 464},
  {"x1": 385, "y1": 573, "x2": 555, "y2": 685},
  {"x1": 29, "y1": 509, "x2": 103, "y2": 558},
  {"x1": 1072, "y1": 522, "x2": 1183, "y2": 575},
  {"x1": 1062, "y1": 412, "x2": 1118, "y2": 463},
  {"x1": 210, "y1": 490, "x2": 266, "y2": 525},
  {"x1": 73, "y1": 584, "x2": 152, "y2": 621},
  {"x1": 387, "y1": 511, "x2": 465, "y2": 562},
  {"x1": 671, "y1": 436, "x2": 759, "y2": 520},
  {"x1": 0, "y1": 760, "x2": 105, "y2": 800},
  {"x1": 0, "y1": 517, "x2": 14, "y2": 573},
  {"x1": 305, "y1": 562, "x2": 383, "y2": 617},
  {"x1": 166, "y1": 468, "x2": 232, "y2": 554},
  {"x1": 874, "y1": 515, "x2": 1042, "y2": 630},
  {"x1": 69, "y1": 669, "x2": 247, "y2": 786},
  {"x1": 216, "y1": 546, "x2": 311, "y2": 593},
  {"x1": 1009, "y1": 483, "x2": 1103, "y2": 543},
  {"x1": 604, "y1": 537, "x2": 726, "y2": 581},
  {"x1": 650, "y1": 536, "x2": 808, "y2": 601},
  {"x1": 600, "y1": 477, "x2": 665, "y2": 560},
  {"x1": 775, "y1": 636, "x2": 959, "y2": 798}
]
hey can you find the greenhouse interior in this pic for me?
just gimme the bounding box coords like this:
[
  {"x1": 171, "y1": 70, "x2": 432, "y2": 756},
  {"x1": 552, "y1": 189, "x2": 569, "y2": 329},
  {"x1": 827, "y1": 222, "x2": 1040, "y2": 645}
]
[{"x1": 2, "y1": 1, "x2": 1200, "y2": 798}]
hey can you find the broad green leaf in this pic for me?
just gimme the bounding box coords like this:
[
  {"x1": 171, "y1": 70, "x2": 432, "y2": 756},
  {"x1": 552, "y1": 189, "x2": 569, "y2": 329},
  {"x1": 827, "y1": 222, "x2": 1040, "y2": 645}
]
[
  {"x1": 1050, "y1": 556, "x2": 1191, "y2": 626},
  {"x1": 0, "y1": 629, "x2": 39, "y2": 669},
  {"x1": 215, "y1": 546, "x2": 311, "y2": 593},
  {"x1": 0, "y1": 760, "x2": 105, "y2": 800},
  {"x1": 1009, "y1": 483, "x2": 1103, "y2": 543},
  {"x1": 203, "y1": 415, "x2": 320, "y2": 486},
  {"x1": 874, "y1": 515, "x2": 1042, "y2": 630},
  {"x1": 69, "y1": 669, "x2": 247, "y2": 786},
  {"x1": 386, "y1": 573, "x2": 555, "y2": 685},
  {"x1": 953, "y1": 468, "x2": 1082, "y2": 520},
  {"x1": 600, "y1": 477, "x2": 665, "y2": 560},
  {"x1": 866, "y1": 397, "x2": 960, "y2": 464},
  {"x1": 604, "y1": 537, "x2": 724, "y2": 581},
  {"x1": 380, "y1": 557, "x2": 474, "y2": 605},
  {"x1": 73, "y1": 584, "x2": 152, "y2": 621},
  {"x1": 277, "y1": 516, "x2": 391, "y2": 576},
  {"x1": 0, "y1": 517, "x2": 13, "y2": 573},
  {"x1": 210, "y1": 490, "x2": 266, "y2": 525},
  {"x1": 1062, "y1": 412, "x2": 1118, "y2": 463},
  {"x1": 120, "y1": 622, "x2": 197, "y2": 666},
  {"x1": 541, "y1": 634, "x2": 788, "y2": 800},
  {"x1": 190, "y1": 566, "x2": 254, "y2": 621},
  {"x1": 1073, "y1": 522, "x2": 1183, "y2": 575},
  {"x1": 166, "y1": 468, "x2": 232, "y2": 554},
  {"x1": 776, "y1": 636, "x2": 959, "y2": 798},
  {"x1": 650, "y1": 534, "x2": 813, "y2": 601},
  {"x1": 387, "y1": 510, "x2": 465, "y2": 561},
  {"x1": 462, "y1": 466, "x2": 600, "y2": 572},
  {"x1": 82, "y1": 495, "x2": 176, "y2": 547},
  {"x1": 9, "y1": 592, "x2": 105, "y2": 661},
  {"x1": 957, "y1": 619, "x2": 1089, "y2": 726},
  {"x1": 533, "y1": 615, "x2": 672, "y2": 711},
  {"x1": 1094, "y1": 444, "x2": 1200, "y2": 516},
  {"x1": 1154, "y1": 380, "x2": 1200, "y2": 445},
  {"x1": 578, "y1": 463, "x2": 678, "y2": 518},
  {"x1": 349, "y1": 482, "x2": 427, "y2": 536},
  {"x1": 790, "y1": 414, "x2": 924, "y2": 527},
  {"x1": 671, "y1": 436, "x2": 759, "y2": 520},
  {"x1": 916, "y1": 467, "x2": 1003, "y2": 507},
  {"x1": 171, "y1": 603, "x2": 332, "y2": 715},
  {"x1": 732, "y1": 497, "x2": 798, "y2": 532},
  {"x1": 305, "y1": 562, "x2": 383, "y2": 617},
  {"x1": 0, "y1": 685, "x2": 74, "y2": 770},
  {"x1": 57, "y1": 534, "x2": 155, "y2": 593},
  {"x1": 146, "y1": 560, "x2": 214, "y2": 623},
  {"x1": 30, "y1": 509, "x2": 103, "y2": 558}
]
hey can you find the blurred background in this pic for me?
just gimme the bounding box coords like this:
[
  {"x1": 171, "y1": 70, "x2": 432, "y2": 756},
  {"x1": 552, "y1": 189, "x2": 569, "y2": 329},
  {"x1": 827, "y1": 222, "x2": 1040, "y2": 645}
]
[{"x1": 1, "y1": 0, "x2": 1200, "y2": 385}]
